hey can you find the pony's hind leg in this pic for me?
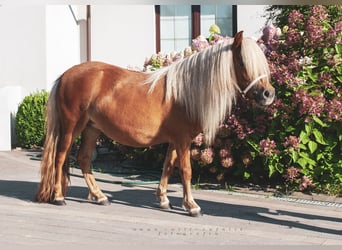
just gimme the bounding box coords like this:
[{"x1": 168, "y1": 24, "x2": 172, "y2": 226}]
[
  {"x1": 156, "y1": 144, "x2": 177, "y2": 209},
  {"x1": 77, "y1": 126, "x2": 110, "y2": 205},
  {"x1": 53, "y1": 132, "x2": 74, "y2": 205}
]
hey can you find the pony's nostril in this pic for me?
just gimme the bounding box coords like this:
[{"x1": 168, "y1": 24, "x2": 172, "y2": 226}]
[{"x1": 264, "y1": 90, "x2": 270, "y2": 98}]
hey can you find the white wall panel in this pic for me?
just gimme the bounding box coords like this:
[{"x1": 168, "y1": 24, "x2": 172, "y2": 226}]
[{"x1": 91, "y1": 5, "x2": 155, "y2": 70}]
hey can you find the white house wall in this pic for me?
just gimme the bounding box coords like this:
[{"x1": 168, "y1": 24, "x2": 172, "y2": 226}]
[
  {"x1": 45, "y1": 5, "x2": 81, "y2": 90},
  {"x1": 0, "y1": 5, "x2": 47, "y2": 96},
  {"x1": 237, "y1": 5, "x2": 267, "y2": 40},
  {"x1": 91, "y1": 5, "x2": 155, "y2": 70},
  {"x1": 0, "y1": 5, "x2": 47, "y2": 150}
]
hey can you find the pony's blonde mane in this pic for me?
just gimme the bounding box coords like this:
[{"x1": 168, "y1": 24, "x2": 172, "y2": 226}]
[{"x1": 148, "y1": 37, "x2": 268, "y2": 145}]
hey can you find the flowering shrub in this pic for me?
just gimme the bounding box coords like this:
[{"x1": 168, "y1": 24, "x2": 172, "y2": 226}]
[
  {"x1": 143, "y1": 24, "x2": 227, "y2": 72},
  {"x1": 254, "y1": 5, "x2": 342, "y2": 194},
  {"x1": 139, "y1": 6, "x2": 341, "y2": 195}
]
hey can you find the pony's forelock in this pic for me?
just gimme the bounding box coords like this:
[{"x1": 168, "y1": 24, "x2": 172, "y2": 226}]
[{"x1": 241, "y1": 38, "x2": 270, "y2": 81}]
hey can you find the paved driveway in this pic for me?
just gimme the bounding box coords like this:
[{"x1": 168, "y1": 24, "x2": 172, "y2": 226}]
[{"x1": 0, "y1": 150, "x2": 341, "y2": 247}]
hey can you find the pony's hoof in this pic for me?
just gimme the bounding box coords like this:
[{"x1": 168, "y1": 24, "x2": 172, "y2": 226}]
[
  {"x1": 183, "y1": 205, "x2": 202, "y2": 217},
  {"x1": 159, "y1": 200, "x2": 173, "y2": 210},
  {"x1": 188, "y1": 207, "x2": 202, "y2": 217},
  {"x1": 53, "y1": 199, "x2": 66, "y2": 206},
  {"x1": 97, "y1": 198, "x2": 110, "y2": 206}
]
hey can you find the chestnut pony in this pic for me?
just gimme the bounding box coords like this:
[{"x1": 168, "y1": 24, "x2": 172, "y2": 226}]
[{"x1": 36, "y1": 31, "x2": 275, "y2": 216}]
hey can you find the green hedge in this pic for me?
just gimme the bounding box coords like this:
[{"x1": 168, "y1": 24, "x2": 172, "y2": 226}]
[{"x1": 15, "y1": 90, "x2": 48, "y2": 148}]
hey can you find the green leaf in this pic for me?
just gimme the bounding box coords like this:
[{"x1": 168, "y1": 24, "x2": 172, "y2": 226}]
[
  {"x1": 336, "y1": 75, "x2": 342, "y2": 83},
  {"x1": 300, "y1": 131, "x2": 310, "y2": 144},
  {"x1": 285, "y1": 126, "x2": 296, "y2": 133},
  {"x1": 247, "y1": 140, "x2": 259, "y2": 151},
  {"x1": 308, "y1": 140, "x2": 318, "y2": 154},
  {"x1": 291, "y1": 150, "x2": 299, "y2": 162},
  {"x1": 297, "y1": 158, "x2": 308, "y2": 168},
  {"x1": 305, "y1": 123, "x2": 312, "y2": 134},
  {"x1": 243, "y1": 171, "x2": 251, "y2": 180},
  {"x1": 313, "y1": 129, "x2": 328, "y2": 145},
  {"x1": 316, "y1": 153, "x2": 323, "y2": 161},
  {"x1": 268, "y1": 165, "x2": 276, "y2": 178},
  {"x1": 312, "y1": 116, "x2": 328, "y2": 127},
  {"x1": 298, "y1": 152, "x2": 317, "y2": 166},
  {"x1": 306, "y1": 67, "x2": 319, "y2": 81},
  {"x1": 335, "y1": 44, "x2": 342, "y2": 55}
]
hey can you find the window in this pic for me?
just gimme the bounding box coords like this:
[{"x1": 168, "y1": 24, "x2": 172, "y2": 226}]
[
  {"x1": 201, "y1": 5, "x2": 234, "y2": 37},
  {"x1": 155, "y1": 5, "x2": 236, "y2": 53},
  {"x1": 159, "y1": 5, "x2": 192, "y2": 53}
]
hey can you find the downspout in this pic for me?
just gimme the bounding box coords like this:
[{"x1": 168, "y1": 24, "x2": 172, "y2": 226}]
[
  {"x1": 154, "y1": 5, "x2": 160, "y2": 53},
  {"x1": 68, "y1": 5, "x2": 91, "y2": 62},
  {"x1": 86, "y1": 5, "x2": 91, "y2": 61}
]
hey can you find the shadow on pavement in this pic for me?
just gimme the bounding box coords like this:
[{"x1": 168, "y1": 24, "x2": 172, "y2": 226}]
[
  {"x1": 105, "y1": 188, "x2": 342, "y2": 236},
  {"x1": 0, "y1": 179, "x2": 341, "y2": 236},
  {"x1": 0, "y1": 179, "x2": 38, "y2": 202}
]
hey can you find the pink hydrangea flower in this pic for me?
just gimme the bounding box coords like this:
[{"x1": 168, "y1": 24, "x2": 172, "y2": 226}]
[{"x1": 200, "y1": 147, "x2": 214, "y2": 164}]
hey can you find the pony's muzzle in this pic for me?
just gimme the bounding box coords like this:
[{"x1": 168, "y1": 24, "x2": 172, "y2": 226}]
[{"x1": 255, "y1": 87, "x2": 275, "y2": 106}]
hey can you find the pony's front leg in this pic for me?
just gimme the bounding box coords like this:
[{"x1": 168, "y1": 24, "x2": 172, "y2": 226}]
[
  {"x1": 177, "y1": 143, "x2": 201, "y2": 217},
  {"x1": 77, "y1": 127, "x2": 110, "y2": 205},
  {"x1": 157, "y1": 144, "x2": 177, "y2": 209}
]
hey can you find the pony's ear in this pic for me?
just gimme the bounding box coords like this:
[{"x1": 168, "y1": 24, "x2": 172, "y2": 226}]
[{"x1": 232, "y1": 31, "x2": 244, "y2": 49}]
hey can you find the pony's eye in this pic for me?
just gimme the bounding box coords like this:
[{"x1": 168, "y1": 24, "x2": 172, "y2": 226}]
[{"x1": 239, "y1": 59, "x2": 245, "y2": 68}]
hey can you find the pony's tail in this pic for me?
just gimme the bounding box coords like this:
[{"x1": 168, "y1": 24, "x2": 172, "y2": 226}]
[{"x1": 36, "y1": 77, "x2": 66, "y2": 203}]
